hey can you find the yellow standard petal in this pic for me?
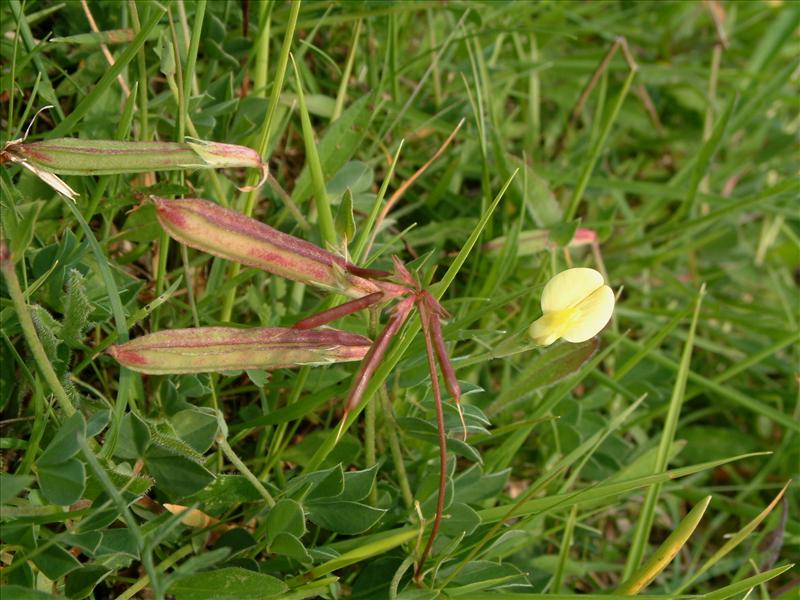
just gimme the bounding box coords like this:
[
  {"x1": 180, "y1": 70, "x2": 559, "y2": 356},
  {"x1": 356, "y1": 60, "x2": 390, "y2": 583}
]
[
  {"x1": 541, "y1": 267, "x2": 605, "y2": 313},
  {"x1": 561, "y1": 284, "x2": 615, "y2": 342},
  {"x1": 529, "y1": 267, "x2": 615, "y2": 346}
]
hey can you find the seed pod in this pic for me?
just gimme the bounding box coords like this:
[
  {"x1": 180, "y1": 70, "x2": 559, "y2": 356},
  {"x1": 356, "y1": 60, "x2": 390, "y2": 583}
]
[
  {"x1": 153, "y1": 197, "x2": 407, "y2": 299},
  {"x1": 1, "y1": 138, "x2": 267, "y2": 199},
  {"x1": 107, "y1": 327, "x2": 372, "y2": 375}
]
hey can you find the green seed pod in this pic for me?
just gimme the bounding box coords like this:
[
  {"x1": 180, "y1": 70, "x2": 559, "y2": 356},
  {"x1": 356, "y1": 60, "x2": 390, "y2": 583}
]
[
  {"x1": 107, "y1": 327, "x2": 372, "y2": 375},
  {"x1": 1, "y1": 137, "x2": 267, "y2": 199}
]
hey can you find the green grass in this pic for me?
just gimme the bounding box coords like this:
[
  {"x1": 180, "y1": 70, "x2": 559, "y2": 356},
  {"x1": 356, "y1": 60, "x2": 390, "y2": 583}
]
[{"x1": 1, "y1": 1, "x2": 798, "y2": 599}]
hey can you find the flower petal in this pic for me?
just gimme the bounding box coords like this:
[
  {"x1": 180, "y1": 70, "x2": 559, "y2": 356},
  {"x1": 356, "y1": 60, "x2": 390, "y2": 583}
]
[
  {"x1": 541, "y1": 267, "x2": 605, "y2": 313},
  {"x1": 561, "y1": 285, "x2": 615, "y2": 343},
  {"x1": 529, "y1": 311, "x2": 568, "y2": 346}
]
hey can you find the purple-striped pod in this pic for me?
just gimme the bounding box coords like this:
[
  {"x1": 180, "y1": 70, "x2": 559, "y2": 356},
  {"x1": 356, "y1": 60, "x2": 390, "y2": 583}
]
[
  {"x1": 152, "y1": 197, "x2": 408, "y2": 299},
  {"x1": 107, "y1": 327, "x2": 372, "y2": 375}
]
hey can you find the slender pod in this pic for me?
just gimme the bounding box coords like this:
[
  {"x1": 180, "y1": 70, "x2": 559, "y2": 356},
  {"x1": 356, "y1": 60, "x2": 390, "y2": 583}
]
[
  {"x1": 1, "y1": 137, "x2": 268, "y2": 199},
  {"x1": 108, "y1": 327, "x2": 372, "y2": 375},
  {"x1": 152, "y1": 196, "x2": 407, "y2": 299}
]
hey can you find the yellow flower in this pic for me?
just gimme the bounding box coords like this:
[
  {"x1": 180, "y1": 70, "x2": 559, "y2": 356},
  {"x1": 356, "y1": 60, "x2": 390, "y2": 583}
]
[{"x1": 529, "y1": 268, "x2": 615, "y2": 346}]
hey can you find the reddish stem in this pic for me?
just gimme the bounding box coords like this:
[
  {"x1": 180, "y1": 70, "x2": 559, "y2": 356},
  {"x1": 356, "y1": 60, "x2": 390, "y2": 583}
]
[
  {"x1": 339, "y1": 295, "x2": 415, "y2": 428},
  {"x1": 293, "y1": 292, "x2": 385, "y2": 330},
  {"x1": 414, "y1": 300, "x2": 448, "y2": 583}
]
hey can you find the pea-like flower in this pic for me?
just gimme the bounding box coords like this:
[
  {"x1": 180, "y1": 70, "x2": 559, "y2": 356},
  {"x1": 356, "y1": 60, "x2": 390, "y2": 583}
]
[{"x1": 529, "y1": 267, "x2": 615, "y2": 346}]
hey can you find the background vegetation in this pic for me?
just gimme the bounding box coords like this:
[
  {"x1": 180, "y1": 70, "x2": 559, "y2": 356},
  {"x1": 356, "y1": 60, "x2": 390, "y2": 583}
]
[{"x1": 1, "y1": 1, "x2": 797, "y2": 598}]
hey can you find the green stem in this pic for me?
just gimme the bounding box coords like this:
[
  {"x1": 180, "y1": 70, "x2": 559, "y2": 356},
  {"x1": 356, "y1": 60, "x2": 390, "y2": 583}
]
[
  {"x1": 1, "y1": 247, "x2": 75, "y2": 417},
  {"x1": 218, "y1": 436, "x2": 275, "y2": 507},
  {"x1": 380, "y1": 385, "x2": 413, "y2": 509}
]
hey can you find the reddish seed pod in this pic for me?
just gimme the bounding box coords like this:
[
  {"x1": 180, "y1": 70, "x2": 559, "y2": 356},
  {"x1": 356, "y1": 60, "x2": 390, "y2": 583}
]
[{"x1": 152, "y1": 197, "x2": 407, "y2": 300}]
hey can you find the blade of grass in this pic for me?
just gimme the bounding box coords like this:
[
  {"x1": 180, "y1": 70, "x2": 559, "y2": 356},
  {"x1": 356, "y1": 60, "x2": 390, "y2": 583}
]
[
  {"x1": 50, "y1": 5, "x2": 165, "y2": 137},
  {"x1": 623, "y1": 285, "x2": 706, "y2": 578},
  {"x1": 676, "y1": 481, "x2": 791, "y2": 594},
  {"x1": 616, "y1": 495, "x2": 711, "y2": 594},
  {"x1": 291, "y1": 54, "x2": 336, "y2": 248}
]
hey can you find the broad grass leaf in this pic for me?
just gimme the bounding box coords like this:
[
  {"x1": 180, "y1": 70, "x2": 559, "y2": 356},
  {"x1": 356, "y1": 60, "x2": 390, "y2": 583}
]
[
  {"x1": 490, "y1": 339, "x2": 599, "y2": 414},
  {"x1": 170, "y1": 567, "x2": 286, "y2": 600},
  {"x1": 439, "y1": 560, "x2": 528, "y2": 592},
  {"x1": 291, "y1": 93, "x2": 376, "y2": 204}
]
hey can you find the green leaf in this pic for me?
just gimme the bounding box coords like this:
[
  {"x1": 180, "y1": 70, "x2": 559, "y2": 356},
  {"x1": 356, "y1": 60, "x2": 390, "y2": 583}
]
[
  {"x1": 170, "y1": 567, "x2": 287, "y2": 600},
  {"x1": 616, "y1": 495, "x2": 711, "y2": 594},
  {"x1": 1, "y1": 201, "x2": 43, "y2": 264},
  {"x1": 183, "y1": 475, "x2": 263, "y2": 512},
  {"x1": 39, "y1": 412, "x2": 86, "y2": 466},
  {"x1": 340, "y1": 465, "x2": 378, "y2": 502},
  {"x1": 31, "y1": 542, "x2": 81, "y2": 580},
  {"x1": 172, "y1": 408, "x2": 219, "y2": 454},
  {"x1": 440, "y1": 502, "x2": 482, "y2": 537},
  {"x1": 114, "y1": 412, "x2": 151, "y2": 460},
  {"x1": 266, "y1": 499, "x2": 305, "y2": 544},
  {"x1": 307, "y1": 500, "x2": 386, "y2": 534},
  {"x1": 154, "y1": 31, "x2": 176, "y2": 77},
  {"x1": 61, "y1": 269, "x2": 93, "y2": 348},
  {"x1": 335, "y1": 188, "x2": 356, "y2": 244},
  {"x1": 0, "y1": 586, "x2": 59, "y2": 600},
  {"x1": 38, "y1": 457, "x2": 86, "y2": 505},
  {"x1": 289, "y1": 464, "x2": 345, "y2": 501},
  {"x1": 397, "y1": 417, "x2": 482, "y2": 463},
  {"x1": 270, "y1": 532, "x2": 312, "y2": 563},
  {"x1": 326, "y1": 161, "x2": 373, "y2": 197},
  {"x1": 0, "y1": 473, "x2": 32, "y2": 504},
  {"x1": 65, "y1": 564, "x2": 111, "y2": 599},
  {"x1": 145, "y1": 450, "x2": 215, "y2": 500},
  {"x1": 453, "y1": 466, "x2": 510, "y2": 505}
]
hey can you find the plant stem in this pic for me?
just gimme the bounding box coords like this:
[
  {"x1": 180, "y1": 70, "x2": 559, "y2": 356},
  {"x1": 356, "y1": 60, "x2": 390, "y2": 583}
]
[
  {"x1": 218, "y1": 435, "x2": 275, "y2": 507},
  {"x1": 380, "y1": 385, "x2": 413, "y2": 509},
  {"x1": 1, "y1": 245, "x2": 75, "y2": 417}
]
